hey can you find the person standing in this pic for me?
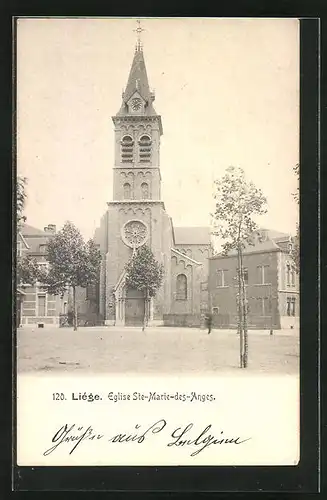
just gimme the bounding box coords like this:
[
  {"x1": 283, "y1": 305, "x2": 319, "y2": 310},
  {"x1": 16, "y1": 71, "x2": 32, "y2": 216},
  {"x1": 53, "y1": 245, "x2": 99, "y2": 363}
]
[{"x1": 205, "y1": 312, "x2": 213, "y2": 334}]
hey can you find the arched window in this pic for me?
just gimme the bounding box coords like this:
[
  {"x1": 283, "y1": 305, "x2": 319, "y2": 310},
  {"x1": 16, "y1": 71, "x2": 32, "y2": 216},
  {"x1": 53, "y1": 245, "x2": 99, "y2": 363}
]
[
  {"x1": 286, "y1": 263, "x2": 291, "y2": 286},
  {"x1": 141, "y1": 182, "x2": 149, "y2": 199},
  {"x1": 138, "y1": 135, "x2": 152, "y2": 163},
  {"x1": 123, "y1": 183, "x2": 131, "y2": 199},
  {"x1": 176, "y1": 273, "x2": 187, "y2": 300},
  {"x1": 291, "y1": 266, "x2": 296, "y2": 286},
  {"x1": 121, "y1": 135, "x2": 134, "y2": 163}
]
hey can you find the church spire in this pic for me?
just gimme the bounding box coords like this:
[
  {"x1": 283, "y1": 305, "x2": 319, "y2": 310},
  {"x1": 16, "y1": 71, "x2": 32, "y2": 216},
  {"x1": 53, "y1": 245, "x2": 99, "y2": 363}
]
[{"x1": 117, "y1": 20, "x2": 156, "y2": 116}]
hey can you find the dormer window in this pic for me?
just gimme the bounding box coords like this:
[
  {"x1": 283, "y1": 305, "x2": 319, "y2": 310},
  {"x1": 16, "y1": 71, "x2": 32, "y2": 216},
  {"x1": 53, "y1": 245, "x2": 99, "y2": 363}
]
[
  {"x1": 121, "y1": 135, "x2": 134, "y2": 163},
  {"x1": 138, "y1": 135, "x2": 151, "y2": 163}
]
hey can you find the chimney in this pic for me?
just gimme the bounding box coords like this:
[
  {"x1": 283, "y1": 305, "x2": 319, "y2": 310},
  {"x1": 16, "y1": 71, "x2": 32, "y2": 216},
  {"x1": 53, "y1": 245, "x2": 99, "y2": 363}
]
[{"x1": 44, "y1": 224, "x2": 56, "y2": 234}]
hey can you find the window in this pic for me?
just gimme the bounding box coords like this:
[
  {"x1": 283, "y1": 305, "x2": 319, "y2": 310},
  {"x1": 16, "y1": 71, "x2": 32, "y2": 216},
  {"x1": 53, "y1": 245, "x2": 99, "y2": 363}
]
[
  {"x1": 256, "y1": 297, "x2": 271, "y2": 316},
  {"x1": 291, "y1": 267, "x2": 296, "y2": 286},
  {"x1": 216, "y1": 269, "x2": 227, "y2": 287},
  {"x1": 286, "y1": 264, "x2": 291, "y2": 286},
  {"x1": 263, "y1": 297, "x2": 271, "y2": 315},
  {"x1": 212, "y1": 307, "x2": 219, "y2": 314},
  {"x1": 141, "y1": 182, "x2": 149, "y2": 199},
  {"x1": 138, "y1": 135, "x2": 152, "y2": 163},
  {"x1": 286, "y1": 297, "x2": 292, "y2": 316},
  {"x1": 37, "y1": 295, "x2": 46, "y2": 316},
  {"x1": 17, "y1": 240, "x2": 22, "y2": 257},
  {"x1": 237, "y1": 267, "x2": 248, "y2": 284},
  {"x1": 291, "y1": 297, "x2": 296, "y2": 316},
  {"x1": 176, "y1": 274, "x2": 187, "y2": 300},
  {"x1": 123, "y1": 183, "x2": 131, "y2": 199},
  {"x1": 121, "y1": 135, "x2": 134, "y2": 163},
  {"x1": 257, "y1": 265, "x2": 269, "y2": 284},
  {"x1": 86, "y1": 283, "x2": 97, "y2": 301},
  {"x1": 39, "y1": 244, "x2": 47, "y2": 253}
]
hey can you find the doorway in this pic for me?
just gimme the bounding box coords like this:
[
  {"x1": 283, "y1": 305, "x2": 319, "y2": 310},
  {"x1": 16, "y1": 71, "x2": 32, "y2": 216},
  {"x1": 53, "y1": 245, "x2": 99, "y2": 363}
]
[{"x1": 125, "y1": 288, "x2": 145, "y2": 326}]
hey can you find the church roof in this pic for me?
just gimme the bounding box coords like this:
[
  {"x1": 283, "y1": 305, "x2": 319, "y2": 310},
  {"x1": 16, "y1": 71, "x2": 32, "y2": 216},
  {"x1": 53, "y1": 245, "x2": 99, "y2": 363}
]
[
  {"x1": 173, "y1": 227, "x2": 211, "y2": 245},
  {"x1": 117, "y1": 47, "x2": 157, "y2": 116}
]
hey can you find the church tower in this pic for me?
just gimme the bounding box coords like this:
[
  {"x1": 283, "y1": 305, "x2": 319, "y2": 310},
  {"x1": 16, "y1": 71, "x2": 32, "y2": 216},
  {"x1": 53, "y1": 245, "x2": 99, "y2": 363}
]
[
  {"x1": 112, "y1": 42, "x2": 163, "y2": 203},
  {"x1": 102, "y1": 34, "x2": 173, "y2": 326}
]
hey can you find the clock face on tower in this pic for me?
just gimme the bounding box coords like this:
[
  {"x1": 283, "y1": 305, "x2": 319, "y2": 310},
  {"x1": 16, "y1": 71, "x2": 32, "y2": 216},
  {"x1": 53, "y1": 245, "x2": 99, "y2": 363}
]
[{"x1": 130, "y1": 98, "x2": 142, "y2": 112}]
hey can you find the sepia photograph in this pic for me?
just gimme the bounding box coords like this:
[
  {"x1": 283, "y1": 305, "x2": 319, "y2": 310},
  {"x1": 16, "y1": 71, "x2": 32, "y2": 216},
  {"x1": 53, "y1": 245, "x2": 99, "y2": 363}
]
[{"x1": 15, "y1": 17, "x2": 300, "y2": 468}]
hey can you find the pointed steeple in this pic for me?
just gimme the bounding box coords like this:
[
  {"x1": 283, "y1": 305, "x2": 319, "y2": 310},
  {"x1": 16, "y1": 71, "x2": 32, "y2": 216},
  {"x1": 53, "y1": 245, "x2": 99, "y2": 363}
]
[
  {"x1": 117, "y1": 46, "x2": 156, "y2": 116},
  {"x1": 125, "y1": 47, "x2": 150, "y2": 102}
]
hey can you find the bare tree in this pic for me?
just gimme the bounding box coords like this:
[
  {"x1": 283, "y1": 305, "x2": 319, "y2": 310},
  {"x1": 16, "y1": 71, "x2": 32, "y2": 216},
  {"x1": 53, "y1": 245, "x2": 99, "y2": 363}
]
[{"x1": 212, "y1": 166, "x2": 267, "y2": 368}]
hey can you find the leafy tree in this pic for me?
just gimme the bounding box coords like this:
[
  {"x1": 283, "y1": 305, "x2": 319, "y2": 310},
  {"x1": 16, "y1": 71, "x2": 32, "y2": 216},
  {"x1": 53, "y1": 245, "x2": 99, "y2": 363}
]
[
  {"x1": 291, "y1": 163, "x2": 300, "y2": 272},
  {"x1": 44, "y1": 221, "x2": 101, "y2": 330},
  {"x1": 17, "y1": 176, "x2": 27, "y2": 227},
  {"x1": 17, "y1": 254, "x2": 46, "y2": 286},
  {"x1": 16, "y1": 176, "x2": 42, "y2": 293},
  {"x1": 124, "y1": 245, "x2": 164, "y2": 330},
  {"x1": 212, "y1": 166, "x2": 267, "y2": 368},
  {"x1": 292, "y1": 163, "x2": 299, "y2": 204}
]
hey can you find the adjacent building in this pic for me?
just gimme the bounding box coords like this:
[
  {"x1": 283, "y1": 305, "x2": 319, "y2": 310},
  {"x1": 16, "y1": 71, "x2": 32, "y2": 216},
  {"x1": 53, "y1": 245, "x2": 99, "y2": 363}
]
[
  {"x1": 208, "y1": 229, "x2": 299, "y2": 329},
  {"x1": 18, "y1": 224, "x2": 67, "y2": 327}
]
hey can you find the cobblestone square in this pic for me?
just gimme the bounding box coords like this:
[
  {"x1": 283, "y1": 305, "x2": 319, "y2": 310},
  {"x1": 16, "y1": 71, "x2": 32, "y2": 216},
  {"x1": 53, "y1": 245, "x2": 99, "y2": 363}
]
[{"x1": 17, "y1": 326, "x2": 299, "y2": 375}]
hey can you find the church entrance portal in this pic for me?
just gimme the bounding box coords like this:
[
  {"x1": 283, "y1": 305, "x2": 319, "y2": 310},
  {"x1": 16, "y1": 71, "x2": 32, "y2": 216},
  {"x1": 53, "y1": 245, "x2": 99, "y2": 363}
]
[{"x1": 125, "y1": 288, "x2": 145, "y2": 326}]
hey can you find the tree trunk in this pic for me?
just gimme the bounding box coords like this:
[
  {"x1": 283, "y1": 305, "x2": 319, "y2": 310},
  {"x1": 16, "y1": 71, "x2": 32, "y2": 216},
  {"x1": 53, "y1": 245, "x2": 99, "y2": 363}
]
[
  {"x1": 142, "y1": 288, "x2": 148, "y2": 332},
  {"x1": 240, "y1": 248, "x2": 248, "y2": 368},
  {"x1": 270, "y1": 287, "x2": 273, "y2": 335},
  {"x1": 237, "y1": 244, "x2": 244, "y2": 368},
  {"x1": 72, "y1": 286, "x2": 77, "y2": 331}
]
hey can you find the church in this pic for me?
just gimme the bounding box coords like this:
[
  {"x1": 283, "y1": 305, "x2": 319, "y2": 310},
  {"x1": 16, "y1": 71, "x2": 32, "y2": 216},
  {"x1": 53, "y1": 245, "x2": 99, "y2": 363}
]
[{"x1": 92, "y1": 39, "x2": 212, "y2": 327}]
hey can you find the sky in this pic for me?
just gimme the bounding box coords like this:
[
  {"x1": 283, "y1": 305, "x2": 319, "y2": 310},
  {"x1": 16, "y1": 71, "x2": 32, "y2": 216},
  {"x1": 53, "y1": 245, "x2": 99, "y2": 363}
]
[{"x1": 17, "y1": 17, "x2": 299, "y2": 240}]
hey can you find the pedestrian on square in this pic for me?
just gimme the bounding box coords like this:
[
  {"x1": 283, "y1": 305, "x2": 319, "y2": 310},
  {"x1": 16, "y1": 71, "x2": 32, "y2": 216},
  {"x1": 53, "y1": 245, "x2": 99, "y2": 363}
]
[{"x1": 205, "y1": 312, "x2": 213, "y2": 334}]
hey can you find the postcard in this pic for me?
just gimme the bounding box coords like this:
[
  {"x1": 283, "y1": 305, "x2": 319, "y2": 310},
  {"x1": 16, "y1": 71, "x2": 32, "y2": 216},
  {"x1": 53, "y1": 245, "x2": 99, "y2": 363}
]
[{"x1": 15, "y1": 17, "x2": 300, "y2": 469}]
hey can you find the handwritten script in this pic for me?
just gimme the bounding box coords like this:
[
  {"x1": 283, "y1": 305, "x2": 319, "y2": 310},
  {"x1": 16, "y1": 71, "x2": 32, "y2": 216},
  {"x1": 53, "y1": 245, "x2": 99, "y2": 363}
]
[{"x1": 43, "y1": 420, "x2": 251, "y2": 457}]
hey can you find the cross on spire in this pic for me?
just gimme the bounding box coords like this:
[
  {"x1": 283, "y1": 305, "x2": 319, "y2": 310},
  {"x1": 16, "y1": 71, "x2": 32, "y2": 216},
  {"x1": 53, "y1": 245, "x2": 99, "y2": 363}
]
[{"x1": 133, "y1": 19, "x2": 145, "y2": 51}]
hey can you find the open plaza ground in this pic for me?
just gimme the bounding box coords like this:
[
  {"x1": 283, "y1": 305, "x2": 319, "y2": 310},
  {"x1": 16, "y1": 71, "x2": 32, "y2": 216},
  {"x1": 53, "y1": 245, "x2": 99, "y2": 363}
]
[{"x1": 16, "y1": 326, "x2": 299, "y2": 375}]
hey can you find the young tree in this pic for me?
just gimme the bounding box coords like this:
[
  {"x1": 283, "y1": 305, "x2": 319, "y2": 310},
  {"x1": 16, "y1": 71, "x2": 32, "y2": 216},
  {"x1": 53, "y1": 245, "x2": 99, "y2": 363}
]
[
  {"x1": 212, "y1": 166, "x2": 267, "y2": 368},
  {"x1": 124, "y1": 245, "x2": 164, "y2": 330},
  {"x1": 44, "y1": 221, "x2": 101, "y2": 331}
]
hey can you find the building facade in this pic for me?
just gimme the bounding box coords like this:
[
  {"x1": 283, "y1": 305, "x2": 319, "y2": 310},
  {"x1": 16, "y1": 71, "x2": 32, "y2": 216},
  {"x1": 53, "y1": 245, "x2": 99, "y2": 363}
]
[
  {"x1": 208, "y1": 230, "x2": 299, "y2": 329},
  {"x1": 18, "y1": 224, "x2": 67, "y2": 327},
  {"x1": 92, "y1": 43, "x2": 212, "y2": 327}
]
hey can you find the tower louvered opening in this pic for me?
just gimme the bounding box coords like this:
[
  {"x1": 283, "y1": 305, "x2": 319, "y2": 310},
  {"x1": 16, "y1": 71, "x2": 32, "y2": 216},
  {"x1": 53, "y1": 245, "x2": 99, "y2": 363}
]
[
  {"x1": 121, "y1": 135, "x2": 134, "y2": 163},
  {"x1": 138, "y1": 135, "x2": 151, "y2": 163}
]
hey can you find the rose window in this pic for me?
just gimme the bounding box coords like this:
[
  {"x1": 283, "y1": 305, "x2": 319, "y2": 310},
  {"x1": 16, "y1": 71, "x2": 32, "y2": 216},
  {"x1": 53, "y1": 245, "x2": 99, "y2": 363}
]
[{"x1": 121, "y1": 219, "x2": 148, "y2": 249}]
